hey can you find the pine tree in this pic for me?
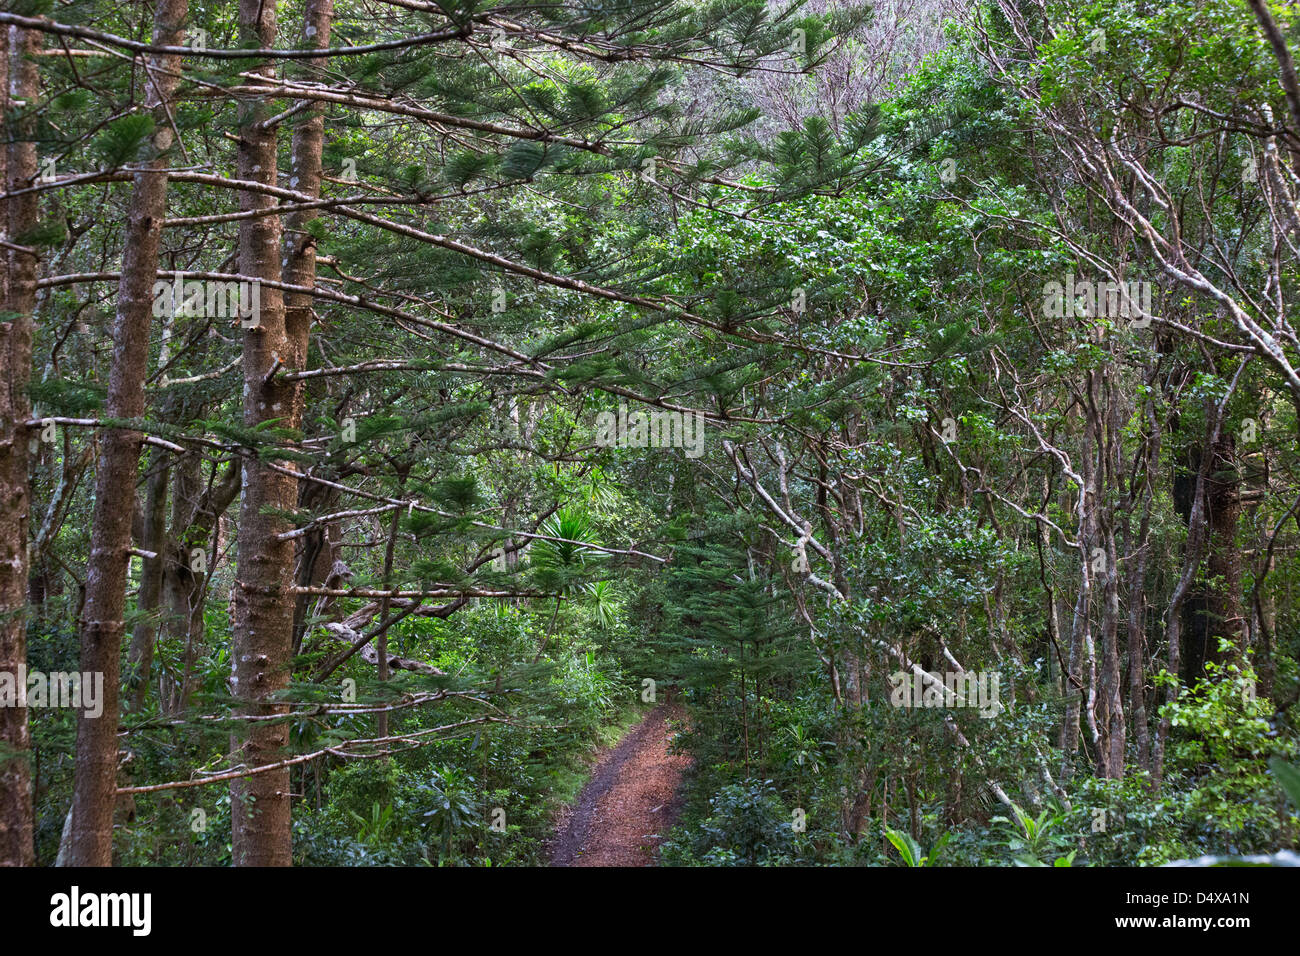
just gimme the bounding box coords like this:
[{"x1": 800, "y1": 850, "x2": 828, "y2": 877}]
[
  {"x1": 68, "y1": 0, "x2": 189, "y2": 868},
  {"x1": 0, "y1": 18, "x2": 39, "y2": 869}
]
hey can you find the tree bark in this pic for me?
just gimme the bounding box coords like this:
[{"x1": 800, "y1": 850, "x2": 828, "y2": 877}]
[
  {"x1": 281, "y1": 0, "x2": 336, "y2": 801},
  {"x1": 229, "y1": 0, "x2": 295, "y2": 866},
  {"x1": 68, "y1": 0, "x2": 187, "y2": 866},
  {"x1": 1126, "y1": 443, "x2": 1156, "y2": 772},
  {"x1": 284, "y1": 0, "x2": 337, "y2": 659},
  {"x1": 0, "y1": 22, "x2": 38, "y2": 868},
  {"x1": 1096, "y1": 379, "x2": 1125, "y2": 779}
]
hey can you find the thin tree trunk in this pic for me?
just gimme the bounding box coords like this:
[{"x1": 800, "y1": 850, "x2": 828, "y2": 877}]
[
  {"x1": 1204, "y1": 430, "x2": 1243, "y2": 669},
  {"x1": 125, "y1": 451, "x2": 169, "y2": 713},
  {"x1": 0, "y1": 21, "x2": 38, "y2": 868},
  {"x1": 69, "y1": 0, "x2": 187, "y2": 865},
  {"x1": 376, "y1": 497, "x2": 399, "y2": 740},
  {"x1": 162, "y1": 457, "x2": 237, "y2": 715},
  {"x1": 1098, "y1": 521, "x2": 1125, "y2": 778},
  {"x1": 284, "y1": 0, "x2": 335, "y2": 661},
  {"x1": 1153, "y1": 386, "x2": 1239, "y2": 787},
  {"x1": 1061, "y1": 544, "x2": 1090, "y2": 776},
  {"x1": 1127, "y1": 400, "x2": 1160, "y2": 772},
  {"x1": 1096, "y1": 384, "x2": 1125, "y2": 779},
  {"x1": 1126, "y1": 506, "x2": 1153, "y2": 773}
]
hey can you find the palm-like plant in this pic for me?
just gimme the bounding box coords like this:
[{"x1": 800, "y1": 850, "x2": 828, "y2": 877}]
[
  {"x1": 529, "y1": 505, "x2": 602, "y2": 658},
  {"x1": 350, "y1": 802, "x2": 396, "y2": 846},
  {"x1": 530, "y1": 506, "x2": 596, "y2": 587},
  {"x1": 581, "y1": 466, "x2": 620, "y2": 511},
  {"x1": 422, "y1": 767, "x2": 477, "y2": 863},
  {"x1": 991, "y1": 801, "x2": 1069, "y2": 865},
  {"x1": 584, "y1": 580, "x2": 618, "y2": 630},
  {"x1": 782, "y1": 724, "x2": 825, "y2": 774},
  {"x1": 884, "y1": 826, "x2": 950, "y2": 867}
]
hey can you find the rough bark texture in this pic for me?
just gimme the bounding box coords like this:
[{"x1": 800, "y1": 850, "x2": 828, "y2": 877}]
[
  {"x1": 285, "y1": 0, "x2": 335, "y2": 661},
  {"x1": 282, "y1": 0, "x2": 337, "y2": 800},
  {"x1": 0, "y1": 22, "x2": 37, "y2": 868},
  {"x1": 68, "y1": 0, "x2": 188, "y2": 866},
  {"x1": 229, "y1": 0, "x2": 294, "y2": 867}
]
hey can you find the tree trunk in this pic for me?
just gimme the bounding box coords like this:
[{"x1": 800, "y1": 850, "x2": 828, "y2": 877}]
[
  {"x1": 0, "y1": 21, "x2": 38, "y2": 868},
  {"x1": 161, "y1": 457, "x2": 237, "y2": 716},
  {"x1": 1203, "y1": 431, "x2": 1243, "y2": 670},
  {"x1": 1153, "y1": 408, "x2": 1221, "y2": 788},
  {"x1": 1172, "y1": 426, "x2": 1243, "y2": 683},
  {"x1": 229, "y1": 0, "x2": 295, "y2": 866},
  {"x1": 1126, "y1": 505, "x2": 1153, "y2": 772},
  {"x1": 1095, "y1": 382, "x2": 1125, "y2": 779},
  {"x1": 68, "y1": 0, "x2": 187, "y2": 865},
  {"x1": 1098, "y1": 521, "x2": 1125, "y2": 778},
  {"x1": 376, "y1": 502, "x2": 399, "y2": 741},
  {"x1": 125, "y1": 451, "x2": 170, "y2": 713},
  {"x1": 284, "y1": 0, "x2": 335, "y2": 657}
]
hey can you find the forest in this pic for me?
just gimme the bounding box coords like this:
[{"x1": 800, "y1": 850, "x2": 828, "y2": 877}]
[{"x1": 1, "y1": 0, "x2": 1299, "y2": 872}]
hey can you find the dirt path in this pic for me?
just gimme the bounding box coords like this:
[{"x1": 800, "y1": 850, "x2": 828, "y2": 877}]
[{"x1": 549, "y1": 702, "x2": 689, "y2": 866}]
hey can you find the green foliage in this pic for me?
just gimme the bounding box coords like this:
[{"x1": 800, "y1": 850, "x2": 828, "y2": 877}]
[
  {"x1": 884, "y1": 826, "x2": 950, "y2": 867},
  {"x1": 1154, "y1": 660, "x2": 1300, "y2": 853},
  {"x1": 422, "y1": 767, "x2": 478, "y2": 862},
  {"x1": 1271, "y1": 758, "x2": 1300, "y2": 810},
  {"x1": 663, "y1": 781, "x2": 795, "y2": 866},
  {"x1": 990, "y1": 803, "x2": 1071, "y2": 866},
  {"x1": 17, "y1": 0, "x2": 1300, "y2": 873},
  {"x1": 92, "y1": 115, "x2": 156, "y2": 169}
]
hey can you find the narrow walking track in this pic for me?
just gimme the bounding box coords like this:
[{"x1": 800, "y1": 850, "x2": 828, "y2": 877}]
[{"x1": 549, "y1": 702, "x2": 689, "y2": 866}]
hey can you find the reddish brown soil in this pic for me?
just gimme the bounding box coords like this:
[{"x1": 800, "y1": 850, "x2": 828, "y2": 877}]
[{"x1": 549, "y1": 702, "x2": 690, "y2": 867}]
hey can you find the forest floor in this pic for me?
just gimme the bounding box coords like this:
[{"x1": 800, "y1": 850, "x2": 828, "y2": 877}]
[{"x1": 548, "y1": 701, "x2": 690, "y2": 866}]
